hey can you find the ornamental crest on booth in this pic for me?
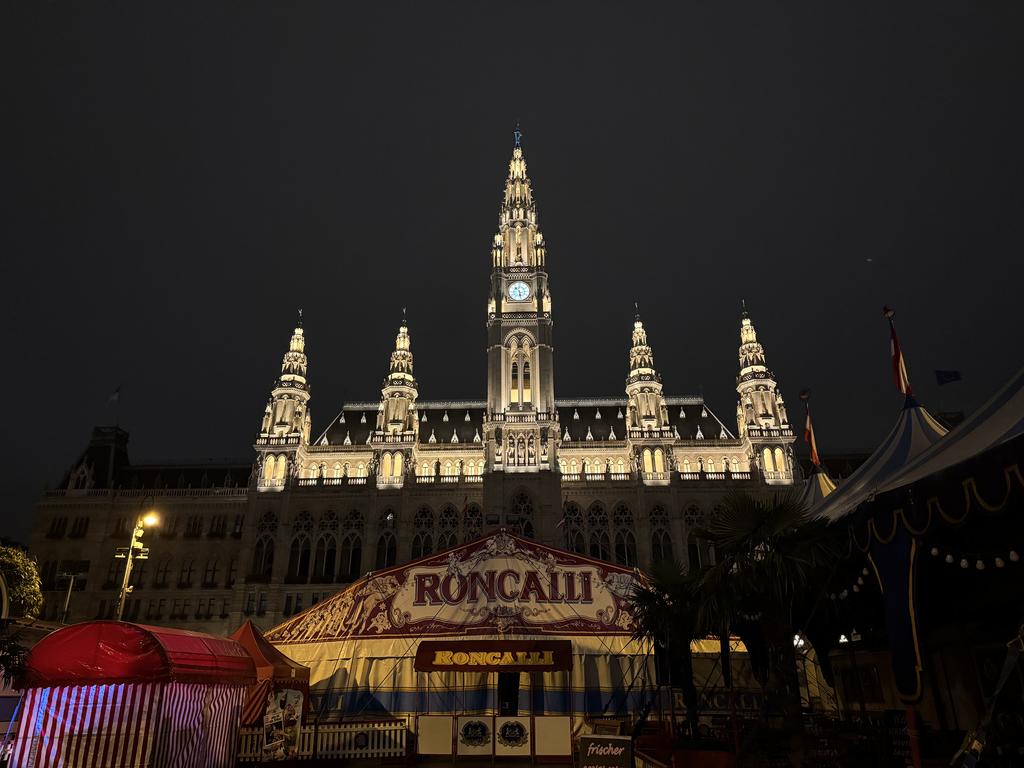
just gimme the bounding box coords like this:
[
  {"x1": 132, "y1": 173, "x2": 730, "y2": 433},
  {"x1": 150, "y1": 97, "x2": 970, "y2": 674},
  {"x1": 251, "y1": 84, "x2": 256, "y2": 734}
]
[{"x1": 267, "y1": 532, "x2": 641, "y2": 642}]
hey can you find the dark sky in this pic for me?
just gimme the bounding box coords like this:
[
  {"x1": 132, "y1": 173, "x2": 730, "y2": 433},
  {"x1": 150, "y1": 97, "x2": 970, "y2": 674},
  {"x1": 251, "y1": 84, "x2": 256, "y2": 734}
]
[{"x1": 3, "y1": 2, "x2": 1022, "y2": 544}]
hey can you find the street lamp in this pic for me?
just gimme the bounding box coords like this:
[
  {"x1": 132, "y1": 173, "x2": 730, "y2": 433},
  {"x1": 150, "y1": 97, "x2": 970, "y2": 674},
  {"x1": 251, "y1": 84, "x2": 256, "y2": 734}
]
[{"x1": 115, "y1": 509, "x2": 159, "y2": 621}]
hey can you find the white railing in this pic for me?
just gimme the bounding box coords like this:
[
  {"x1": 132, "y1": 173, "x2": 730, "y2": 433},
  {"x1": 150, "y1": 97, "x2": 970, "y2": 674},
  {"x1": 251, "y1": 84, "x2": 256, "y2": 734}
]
[
  {"x1": 679, "y1": 472, "x2": 700, "y2": 480},
  {"x1": 416, "y1": 475, "x2": 435, "y2": 484},
  {"x1": 561, "y1": 473, "x2": 581, "y2": 482},
  {"x1": 377, "y1": 476, "x2": 404, "y2": 486},
  {"x1": 641, "y1": 471, "x2": 669, "y2": 482},
  {"x1": 464, "y1": 474, "x2": 483, "y2": 483},
  {"x1": 260, "y1": 479, "x2": 286, "y2": 488},
  {"x1": 238, "y1": 720, "x2": 408, "y2": 761},
  {"x1": 732, "y1": 471, "x2": 752, "y2": 479},
  {"x1": 255, "y1": 436, "x2": 301, "y2": 446},
  {"x1": 704, "y1": 472, "x2": 726, "y2": 480}
]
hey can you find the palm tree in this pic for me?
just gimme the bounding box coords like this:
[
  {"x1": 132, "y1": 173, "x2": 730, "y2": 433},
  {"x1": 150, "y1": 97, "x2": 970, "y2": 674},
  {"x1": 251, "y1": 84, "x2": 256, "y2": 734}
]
[
  {"x1": 631, "y1": 562, "x2": 702, "y2": 738},
  {"x1": 690, "y1": 491, "x2": 843, "y2": 758}
]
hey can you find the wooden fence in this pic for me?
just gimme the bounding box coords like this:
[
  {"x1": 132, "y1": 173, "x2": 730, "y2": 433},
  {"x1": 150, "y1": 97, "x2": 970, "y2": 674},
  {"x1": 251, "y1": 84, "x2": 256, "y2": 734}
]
[{"x1": 238, "y1": 719, "x2": 408, "y2": 762}]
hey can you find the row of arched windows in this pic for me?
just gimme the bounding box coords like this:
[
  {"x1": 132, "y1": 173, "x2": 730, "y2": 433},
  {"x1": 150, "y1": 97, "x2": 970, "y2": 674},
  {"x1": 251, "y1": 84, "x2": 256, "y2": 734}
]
[
  {"x1": 418, "y1": 460, "x2": 484, "y2": 477},
  {"x1": 761, "y1": 447, "x2": 788, "y2": 474},
  {"x1": 305, "y1": 462, "x2": 368, "y2": 479},
  {"x1": 284, "y1": 510, "x2": 364, "y2": 584},
  {"x1": 563, "y1": 502, "x2": 636, "y2": 566}
]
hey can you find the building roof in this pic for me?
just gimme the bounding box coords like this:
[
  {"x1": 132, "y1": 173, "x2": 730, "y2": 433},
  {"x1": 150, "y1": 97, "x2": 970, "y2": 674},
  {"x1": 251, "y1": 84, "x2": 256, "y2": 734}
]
[
  {"x1": 315, "y1": 396, "x2": 735, "y2": 448},
  {"x1": 21, "y1": 621, "x2": 256, "y2": 688}
]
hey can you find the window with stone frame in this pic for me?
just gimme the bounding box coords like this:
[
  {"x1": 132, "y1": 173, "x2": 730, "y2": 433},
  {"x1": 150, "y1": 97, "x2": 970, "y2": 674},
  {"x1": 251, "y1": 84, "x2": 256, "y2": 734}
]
[
  {"x1": 287, "y1": 512, "x2": 314, "y2": 582},
  {"x1": 437, "y1": 504, "x2": 459, "y2": 550},
  {"x1": 649, "y1": 505, "x2": 674, "y2": 566},
  {"x1": 462, "y1": 504, "x2": 483, "y2": 542},
  {"x1": 612, "y1": 503, "x2": 637, "y2": 567},
  {"x1": 509, "y1": 492, "x2": 535, "y2": 538},
  {"x1": 411, "y1": 506, "x2": 434, "y2": 560},
  {"x1": 587, "y1": 502, "x2": 611, "y2": 561}
]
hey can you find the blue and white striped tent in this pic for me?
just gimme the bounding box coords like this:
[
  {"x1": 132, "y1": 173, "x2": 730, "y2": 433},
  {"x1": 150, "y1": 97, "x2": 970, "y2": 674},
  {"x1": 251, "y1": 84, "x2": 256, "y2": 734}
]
[{"x1": 814, "y1": 395, "x2": 948, "y2": 522}]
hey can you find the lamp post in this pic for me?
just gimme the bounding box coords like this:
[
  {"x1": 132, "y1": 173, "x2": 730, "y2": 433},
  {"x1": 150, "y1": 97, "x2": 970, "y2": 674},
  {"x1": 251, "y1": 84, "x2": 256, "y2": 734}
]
[{"x1": 115, "y1": 509, "x2": 159, "y2": 621}]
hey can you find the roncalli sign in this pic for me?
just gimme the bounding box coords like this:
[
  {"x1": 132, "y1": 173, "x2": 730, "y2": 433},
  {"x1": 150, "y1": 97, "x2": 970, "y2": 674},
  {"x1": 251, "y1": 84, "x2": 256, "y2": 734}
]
[
  {"x1": 578, "y1": 735, "x2": 633, "y2": 768},
  {"x1": 414, "y1": 640, "x2": 573, "y2": 671},
  {"x1": 269, "y1": 531, "x2": 641, "y2": 642}
]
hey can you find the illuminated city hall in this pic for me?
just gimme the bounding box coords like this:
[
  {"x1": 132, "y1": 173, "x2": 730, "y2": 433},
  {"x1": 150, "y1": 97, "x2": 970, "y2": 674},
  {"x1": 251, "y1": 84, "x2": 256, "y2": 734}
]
[{"x1": 31, "y1": 134, "x2": 797, "y2": 634}]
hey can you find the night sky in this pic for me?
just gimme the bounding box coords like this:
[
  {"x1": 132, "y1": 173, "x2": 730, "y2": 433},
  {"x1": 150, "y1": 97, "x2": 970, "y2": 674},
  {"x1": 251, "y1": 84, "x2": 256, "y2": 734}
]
[{"x1": 3, "y1": 2, "x2": 1022, "y2": 544}]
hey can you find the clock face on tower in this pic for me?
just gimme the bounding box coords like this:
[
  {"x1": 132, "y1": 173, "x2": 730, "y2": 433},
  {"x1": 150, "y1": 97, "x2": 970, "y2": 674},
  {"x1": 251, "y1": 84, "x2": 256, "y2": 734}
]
[{"x1": 508, "y1": 281, "x2": 531, "y2": 302}]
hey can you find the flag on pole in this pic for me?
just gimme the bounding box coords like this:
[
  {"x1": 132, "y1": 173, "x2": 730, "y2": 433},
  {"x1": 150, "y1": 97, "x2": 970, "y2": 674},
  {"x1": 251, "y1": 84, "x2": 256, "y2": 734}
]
[
  {"x1": 799, "y1": 390, "x2": 821, "y2": 467},
  {"x1": 935, "y1": 369, "x2": 962, "y2": 386},
  {"x1": 883, "y1": 306, "x2": 913, "y2": 396}
]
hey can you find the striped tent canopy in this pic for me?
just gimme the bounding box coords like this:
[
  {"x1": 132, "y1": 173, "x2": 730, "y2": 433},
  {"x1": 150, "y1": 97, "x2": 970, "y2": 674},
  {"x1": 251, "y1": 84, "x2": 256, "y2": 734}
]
[
  {"x1": 814, "y1": 395, "x2": 948, "y2": 522},
  {"x1": 800, "y1": 465, "x2": 838, "y2": 508},
  {"x1": 230, "y1": 620, "x2": 309, "y2": 727},
  {"x1": 875, "y1": 365, "x2": 1024, "y2": 497},
  {"x1": 12, "y1": 622, "x2": 255, "y2": 768}
]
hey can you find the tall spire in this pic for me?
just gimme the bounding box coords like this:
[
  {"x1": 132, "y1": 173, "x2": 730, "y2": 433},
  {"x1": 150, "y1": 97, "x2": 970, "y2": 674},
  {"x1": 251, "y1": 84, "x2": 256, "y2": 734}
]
[
  {"x1": 377, "y1": 314, "x2": 418, "y2": 435},
  {"x1": 258, "y1": 318, "x2": 311, "y2": 441},
  {"x1": 492, "y1": 131, "x2": 546, "y2": 269},
  {"x1": 625, "y1": 312, "x2": 669, "y2": 432}
]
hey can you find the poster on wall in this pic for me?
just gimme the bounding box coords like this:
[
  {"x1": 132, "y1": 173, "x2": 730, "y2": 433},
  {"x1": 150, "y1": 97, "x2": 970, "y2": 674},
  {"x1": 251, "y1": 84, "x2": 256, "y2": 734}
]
[{"x1": 262, "y1": 689, "x2": 304, "y2": 760}]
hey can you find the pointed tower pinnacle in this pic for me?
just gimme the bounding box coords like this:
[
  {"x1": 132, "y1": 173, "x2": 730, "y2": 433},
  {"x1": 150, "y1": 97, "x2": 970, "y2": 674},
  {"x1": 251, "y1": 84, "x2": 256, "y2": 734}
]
[
  {"x1": 377, "y1": 313, "x2": 419, "y2": 435},
  {"x1": 735, "y1": 302, "x2": 794, "y2": 483},
  {"x1": 491, "y1": 129, "x2": 546, "y2": 269},
  {"x1": 625, "y1": 311, "x2": 669, "y2": 432}
]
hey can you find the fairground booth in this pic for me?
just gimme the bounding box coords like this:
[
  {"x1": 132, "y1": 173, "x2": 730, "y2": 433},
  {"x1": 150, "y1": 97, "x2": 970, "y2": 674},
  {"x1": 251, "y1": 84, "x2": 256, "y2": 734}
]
[
  {"x1": 11, "y1": 622, "x2": 255, "y2": 768},
  {"x1": 266, "y1": 530, "x2": 653, "y2": 760}
]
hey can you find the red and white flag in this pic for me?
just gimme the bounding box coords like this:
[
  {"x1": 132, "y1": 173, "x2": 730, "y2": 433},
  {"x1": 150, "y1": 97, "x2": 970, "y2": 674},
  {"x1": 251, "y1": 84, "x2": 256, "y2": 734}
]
[
  {"x1": 804, "y1": 404, "x2": 821, "y2": 467},
  {"x1": 884, "y1": 306, "x2": 913, "y2": 396}
]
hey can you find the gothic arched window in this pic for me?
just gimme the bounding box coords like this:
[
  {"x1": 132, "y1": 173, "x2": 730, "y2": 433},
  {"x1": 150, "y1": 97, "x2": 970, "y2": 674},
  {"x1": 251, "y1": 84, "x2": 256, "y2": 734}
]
[
  {"x1": 438, "y1": 504, "x2": 458, "y2": 550},
  {"x1": 339, "y1": 534, "x2": 361, "y2": 582},
  {"x1": 612, "y1": 504, "x2": 637, "y2": 566},
  {"x1": 313, "y1": 535, "x2": 337, "y2": 581},
  {"x1": 463, "y1": 504, "x2": 483, "y2": 542},
  {"x1": 375, "y1": 532, "x2": 396, "y2": 569},
  {"x1": 287, "y1": 512, "x2": 313, "y2": 582},
  {"x1": 412, "y1": 506, "x2": 434, "y2": 560},
  {"x1": 510, "y1": 492, "x2": 534, "y2": 538},
  {"x1": 649, "y1": 506, "x2": 673, "y2": 566},
  {"x1": 587, "y1": 503, "x2": 611, "y2": 561}
]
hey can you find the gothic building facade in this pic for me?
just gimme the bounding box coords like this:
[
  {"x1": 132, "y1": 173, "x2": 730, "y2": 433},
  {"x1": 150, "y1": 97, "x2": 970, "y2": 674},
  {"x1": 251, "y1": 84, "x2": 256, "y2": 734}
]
[{"x1": 31, "y1": 137, "x2": 797, "y2": 635}]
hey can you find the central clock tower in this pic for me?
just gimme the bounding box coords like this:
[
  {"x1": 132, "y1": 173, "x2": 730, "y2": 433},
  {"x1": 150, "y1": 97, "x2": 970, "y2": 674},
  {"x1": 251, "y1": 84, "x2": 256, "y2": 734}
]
[{"x1": 484, "y1": 130, "x2": 557, "y2": 474}]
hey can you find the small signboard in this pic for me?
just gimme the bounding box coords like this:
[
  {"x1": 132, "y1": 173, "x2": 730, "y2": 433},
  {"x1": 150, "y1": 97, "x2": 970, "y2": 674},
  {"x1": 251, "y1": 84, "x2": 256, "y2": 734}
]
[
  {"x1": 262, "y1": 689, "x2": 303, "y2": 760},
  {"x1": 415, "y1": 639, "x2": 573, "y2": 672},
  {"x1": 579, "y1": 734, "x2": 633, "y2": 768}
]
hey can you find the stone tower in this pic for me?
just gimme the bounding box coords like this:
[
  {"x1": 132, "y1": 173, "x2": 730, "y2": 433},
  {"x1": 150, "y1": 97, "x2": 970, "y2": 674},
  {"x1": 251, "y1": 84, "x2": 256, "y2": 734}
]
[
  {"x1": 735, "y1": 302, "x2": 794, "y2": 483},
  {"x1": 255, "y1": 314, "x2": 311, "y2": 489}
]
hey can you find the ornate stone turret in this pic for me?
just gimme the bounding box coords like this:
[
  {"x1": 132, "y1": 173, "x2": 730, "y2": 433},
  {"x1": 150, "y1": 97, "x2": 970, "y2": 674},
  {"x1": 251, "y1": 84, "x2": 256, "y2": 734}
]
[
  {"x1": 735, "y1": 302, "x2": 794, "y2": 484},
  {"x1": 625, "y1": 306, "x2": 670, "y2": 433},
  {"x1": 255, "y1": 312, "x2": 311, "y2": 489},
  {"x1": 376, "y1": 312, "x2": 419, "y2": 436}
]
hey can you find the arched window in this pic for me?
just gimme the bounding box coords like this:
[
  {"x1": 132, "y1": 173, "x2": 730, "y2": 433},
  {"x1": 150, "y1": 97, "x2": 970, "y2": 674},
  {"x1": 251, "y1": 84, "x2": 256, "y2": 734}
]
[
  {"x1": 762, "y1": 448, "x2": 775, "y2": 473},
  {"x1": 287, "y1": 511, "x2": 313, "y2": 581},
  {"x1": 274, "y1": 455, "x2": 287, "y2": 481},
  {"x1": 653, "y1": 448, "x2": 665, "y2": 473},
  {"x1": 612, "y1": 504, "x2": 637, "y2": 566},
  {"x1": 587, "y1": 503, "x2": 611, "y2": 560},
  {"x1": 463, "y1": 504, "x2": 483, "y2": 542},
  {"x1": 393, "y1": 452, "x2": 404, "y2": 477},
  {"x1": 381, "y1": 453, "x2": 393, "y2": 478},
  {"x1": 412, "y1": 507, "x2": 434, "y2": 559},
  {"x1": 774, "y1": 447, "x2": 786, "y2": 475},
  {"x1": 339, "y1": 534, "x2": 362, "y2": 582},
  {"x1": 522, "y1": 361, "x2": 532, "y2": 403},
  {"x1": 642, "y1": 449, "x2": 653, "y2": 474},
  {"x1": 375, "y1": 532, "x2": 396, "y2": 569},
  {"x1": 615, "y1": 530, "x2": 637, "y2": 567},
  {"x1": 570, "y1": 459, "x2": 578, "y2": 473},
  {"x1": 510, "y1": 492, "x2": 534, "y2": 538},
  {"x1": 650, "y1": 506, "x2": 673, "y2": 566},
  {"x1": 652, "y1": 530, "x2": 673, "y2": 565},
  {"x1": 707, "y1": 458, "x2": 715, "y2": 472},
  {"x1": 511, "y1": 361, "x2": 520, "y2": 405},
  {"x1": 731, "y1": 457, "x2": 740, "y2": 472},
  {"x1": 287, "y1": 536, "x2": 310, "y2": 581},
  {"x1": 313, "y1": 535, "x2": 337, "y2": 581},
  {"x1": 252, "y1": 511, "x2": 278, "y2": 578},
  {"x1": 683, "y1": 458, "x2": 691, "y2": 473},
  {"x1": 263, "y1": 456, "x2": 276, "y2": 482},
  {"x1": 563, "y1": 502, "x2": 584, "y2": 553},
  {"x1": 438, "y1": 504, "x2": 458, "y2": 550}
]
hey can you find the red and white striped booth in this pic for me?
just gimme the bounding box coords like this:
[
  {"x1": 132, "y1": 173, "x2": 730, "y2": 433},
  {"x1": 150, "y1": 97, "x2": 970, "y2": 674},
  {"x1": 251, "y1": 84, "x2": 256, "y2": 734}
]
[{"x1": 11, "y1": 621, "x2": 256, "y2": 768}]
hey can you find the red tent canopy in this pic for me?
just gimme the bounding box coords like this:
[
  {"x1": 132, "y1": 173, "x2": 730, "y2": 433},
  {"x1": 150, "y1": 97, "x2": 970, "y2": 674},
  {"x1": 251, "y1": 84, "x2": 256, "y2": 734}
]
[
  {"x1": 21, "y1": 621, "x2": 256, "y2": 688},
  {"x1": 230, "y1": 620, "x2": 309, "y2": 688}
]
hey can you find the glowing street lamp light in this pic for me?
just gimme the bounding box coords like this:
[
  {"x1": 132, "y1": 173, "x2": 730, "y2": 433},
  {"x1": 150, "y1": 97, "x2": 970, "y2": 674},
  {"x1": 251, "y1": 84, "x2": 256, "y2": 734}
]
[{"x1": 115, "y1": 508, "x2": 159, "y2": 621}]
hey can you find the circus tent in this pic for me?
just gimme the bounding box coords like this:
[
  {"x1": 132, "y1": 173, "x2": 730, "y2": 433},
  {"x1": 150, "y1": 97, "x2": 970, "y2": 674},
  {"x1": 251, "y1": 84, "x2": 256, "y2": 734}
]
[
  {"x1": 230, "y1": 620, "x2": 309, "y2": 727},
  {"x1": 813, "y1": 394, "x2": 948, "y2": 522},
  {"x1": 11, "y1": 622, "x2": 255, "y2": 768},
  {"x1": 264, "y1": 530, "x2": 652, "y2": 756}
]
